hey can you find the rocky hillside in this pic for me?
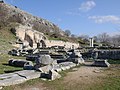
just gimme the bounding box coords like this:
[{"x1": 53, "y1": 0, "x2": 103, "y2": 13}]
[
  {"x1": 0, "y1": 1, "x2": 65, "y2": 36},
  {"x1": 0, "y1": 1, "x2": 83, "y2": 45}
]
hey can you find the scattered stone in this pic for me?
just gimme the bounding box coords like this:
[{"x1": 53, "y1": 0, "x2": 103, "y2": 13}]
[
  {"x1": 49, "y1": 69, "x2": 61, "y2": 80},
  {"x1": 72, "y1": 68, "x2": 78, "y2": 71},
  {"x1": 50, "y1": 54, "x2": 65, "y2": 59},
  {"x1": 52, "y1": 64, "x2": 62, "y2": 72},
  {"x1": 39, "y1": 50, "x2": 50, "y2": 55},
  {"x1": 26, "y1": 54, "x2": 38, "y2": 61},
  {"x1": 54, "y1": 68, "x2": 62, "y2": 72},
  {"x1": 23, "y1": 65, "x2": 34, "y2": 70},
  {"x1": 67, "y1": 49, "x2": 84, "y2": 64},
  {"x1": 40, "y1": 69, "x2": 61, "y2": 80},
  {"x1": 8, "y1": 49, "x2": 28, "y2": 56},
  {"x1": 61, "y1": 67, "x2": 67, "y2": 71},
  {"x1": 93, "y1": 70, "x2": 101, "y2": 73},
  {"x1": 65, "y1": 66, "x2": 70, "y2": 69}
]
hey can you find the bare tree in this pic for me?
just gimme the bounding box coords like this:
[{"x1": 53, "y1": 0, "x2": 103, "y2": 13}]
[
  {"x1": 79, "y1": 34, "x2": 89, "y2": 42},
  {"x1": 97, "y1": 32, "x2": 110, "y2": 45},
  {"x1": 110, "y1": 34, "x2": 120, "y2": 47}
]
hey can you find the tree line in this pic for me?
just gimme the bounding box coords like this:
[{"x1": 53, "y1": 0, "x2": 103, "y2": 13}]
[{"x1": 65, "y1": 30, "x2": 120, "y2": 47}]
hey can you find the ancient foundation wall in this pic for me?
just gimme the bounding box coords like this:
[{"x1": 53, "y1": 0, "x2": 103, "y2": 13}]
[
  {"x1": 45, "y1": 40, "x2": 79, "y2": 49},
  {"x1": 97, "y1": 50, "x2": 120, "y2": 60},
  {"x1": 14, "y1": 25, "x2": 79, "y2": 49}
]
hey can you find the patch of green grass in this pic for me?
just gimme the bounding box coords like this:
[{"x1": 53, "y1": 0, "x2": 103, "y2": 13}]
[
  {"x1": 102, "y1": 77, "x2": 120, "y2": 90},
  {"x1": 0, "y1": 22, "x2": 19, "y2": 50},
  {"x1": 108, "y1": 59, "x2": 120, "y2": 64},
  {"x1": 88, "y1": 67, "x2": 120, "y2": 90},
  {"x1": 0, "y1": 54, "x2": 25, "y2": 74}
]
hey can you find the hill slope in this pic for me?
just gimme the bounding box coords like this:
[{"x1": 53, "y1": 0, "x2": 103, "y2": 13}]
[
  {"x1": 0, "y1": 2, "x2": 63, "y2": 34},
  {"x1": 0, "y1": 1, "x2": 84, "y2": 50}
]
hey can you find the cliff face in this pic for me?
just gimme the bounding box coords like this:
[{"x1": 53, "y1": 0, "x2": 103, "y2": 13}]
[{"x1": 0, "y1": 2, "x2": 64, "y2": 35}]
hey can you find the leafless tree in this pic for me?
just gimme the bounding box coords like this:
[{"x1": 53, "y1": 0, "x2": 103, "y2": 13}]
[{"x1": 97, "y1": 33, "x2": 110, "y2": 45}]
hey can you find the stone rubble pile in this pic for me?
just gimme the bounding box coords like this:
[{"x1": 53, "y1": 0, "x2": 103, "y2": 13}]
[
  {"x1": 0, "y1": 49, "x2": 85, "y2": 86},
  {"x1": 67, "y1": 49, "x2": 85, "y2": 64}
]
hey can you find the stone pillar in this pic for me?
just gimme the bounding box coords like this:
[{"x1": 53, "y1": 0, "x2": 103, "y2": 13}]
[{"x1": 89, "y1": 38, "x2": 94, "y2": 47}]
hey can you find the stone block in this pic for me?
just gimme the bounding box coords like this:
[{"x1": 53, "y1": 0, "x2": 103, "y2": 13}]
[
  {"x1": 54, "y1": 68, "x2": 62, "y2": 72},
  {"x1": 9, "y1": 59, "x2": 33, "y2": 67},
  {"x1": 92, "y1": 59, "x2": 110, "y2": 67},
  {"x1": 0, "y1": 70, "x2": 41, "y2": 86},
  {"x1": 35, "y1": 55, "x2": 53, "y2": 65},
  {"x1": 37, "y1": 65, "x2": 52, "y2": 73},
  {"x1": 49, "y1": 69, "x2": 61, "y2": 80},
  {"x1": 61, "y1": 66, "x2": 67, "y2": 71},
  {"x1": 40, "y1": 69, "x2": 61, "y2": 80}
]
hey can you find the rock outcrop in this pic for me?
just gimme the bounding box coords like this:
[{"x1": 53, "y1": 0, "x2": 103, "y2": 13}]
[{"x1": 12, "y1": 24, "x2": 47, "y2": 48}]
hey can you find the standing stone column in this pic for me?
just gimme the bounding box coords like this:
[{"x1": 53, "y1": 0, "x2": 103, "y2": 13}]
[{"x1": 89, "y1": 38, "x2": 94, "y2": 47}]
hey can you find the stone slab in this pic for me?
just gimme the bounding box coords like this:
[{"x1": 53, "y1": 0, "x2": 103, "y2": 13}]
[{"x1": 0, "y1": 70, "x2": 41, "y2": 86}]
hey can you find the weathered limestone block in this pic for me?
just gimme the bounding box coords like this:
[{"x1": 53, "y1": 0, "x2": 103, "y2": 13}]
[
  {"x1": 35, "y1": 55, "x2": 54, "y2": 65},
  {"x1": 61, "y1": 66, "x2": 67, "y2": 71},
  {"x1": 68, "y1": 50, "x2": 85, "y2": 64},
  {"x1": 69, "y1": 63, "x2": 76, "y2": 68},
  {"x1": 59, "y1": 62, "x2": 76, "y2": 71},
  {"x1": 0, "y1": 70, "x2": 41, "y2": 86},
  {"x1": 9, "y1": 59, "x2": 33, "y2": 67},
  {"x1": 26, "y1": 54, "x2": 38, "y2": 61},
  {"x1": 0, "y1": 74, "x2": 26, "y2": 86},
  {"x1": 69, "y1": 50, "x2": 82, "y2": 58},
  {"x1": 48, "y1": 69, "x2": 61, "y2": 80},
  {"x1": 52, "y1": 64, "x2": 62, "y2": 72},
  {"x1": 34, "y1": 55, "x2": 55, "y2": 71},
  {"x1": 92, "y1": 59, "x2": 110, "y2": 67},
  {"x1": 54, "y1": 68, "x2": 62, "y2": 72},
  {"x1": 40, "y1": 69, "x2": 61, "y2": 80},
  {"x1": 14, "y1": 70, "x2": 41, "y2": 80},
  {"x1": 36, "y1": 65, "x2": 52, "y2": 73},
  {"x1": 23, "y1": 64, "x2": 34, "y2": 70}
]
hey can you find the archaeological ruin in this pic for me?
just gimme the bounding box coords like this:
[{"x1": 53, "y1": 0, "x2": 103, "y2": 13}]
[{"x1": 2, "y1": 2, "x2": 120, "y2": 89}]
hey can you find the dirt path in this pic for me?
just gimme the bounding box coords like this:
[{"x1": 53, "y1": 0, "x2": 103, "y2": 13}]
[{"x1": 62, "y1": 62, "x2": 106, "y2": 90}]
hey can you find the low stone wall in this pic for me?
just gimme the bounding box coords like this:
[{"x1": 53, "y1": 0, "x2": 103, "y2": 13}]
[
  {"x1": 13, "y1": 25, "x2": 79, "y2": 49},
  {"x1": 81, "y1": 49, "x2": 120, "y2": 60},
  {"x1": 97, "y1": 50, "x2": 120, "y2": 60},
  {"x1": 45, "y1": 40, "x2": 79, "y2": 49}
]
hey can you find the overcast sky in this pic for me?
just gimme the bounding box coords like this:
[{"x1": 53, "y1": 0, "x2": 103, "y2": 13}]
[{"x1": 5, "y1": 0, "x2": 120, "y2": 36}]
